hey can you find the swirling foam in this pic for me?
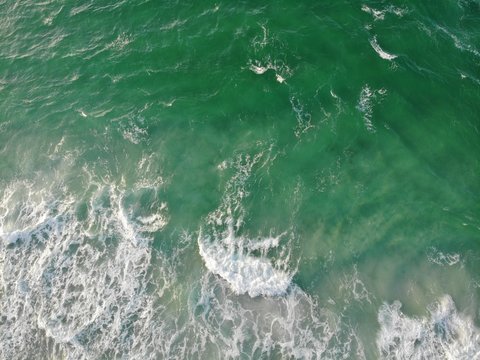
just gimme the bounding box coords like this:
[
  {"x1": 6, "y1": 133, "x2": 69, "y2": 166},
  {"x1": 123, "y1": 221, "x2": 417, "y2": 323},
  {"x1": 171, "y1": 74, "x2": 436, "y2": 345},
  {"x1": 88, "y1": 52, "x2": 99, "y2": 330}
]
[
  {"x1": 191, "y1": 273, "x2": 366, "y2": 359},
  {"x1": 0, "y1": 179, "x2": 172, "y2": 359},
  {"x1": 377, "y1": 295, "x2": 480, "y2": 359}
]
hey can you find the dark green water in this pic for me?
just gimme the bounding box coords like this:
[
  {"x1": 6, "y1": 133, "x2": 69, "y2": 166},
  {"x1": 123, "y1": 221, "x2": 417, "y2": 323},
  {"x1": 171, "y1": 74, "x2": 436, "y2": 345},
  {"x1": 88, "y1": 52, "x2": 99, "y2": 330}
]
[{"x1": 1, "y1": 1, "x2": 479, "y2": 359}]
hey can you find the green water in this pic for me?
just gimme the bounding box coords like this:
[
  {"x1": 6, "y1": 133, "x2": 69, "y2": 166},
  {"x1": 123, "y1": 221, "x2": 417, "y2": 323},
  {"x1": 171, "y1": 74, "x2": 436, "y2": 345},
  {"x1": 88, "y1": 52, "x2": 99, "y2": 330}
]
[{"x1": 1, "y1": 0, "x2": 479, "y2": 359}]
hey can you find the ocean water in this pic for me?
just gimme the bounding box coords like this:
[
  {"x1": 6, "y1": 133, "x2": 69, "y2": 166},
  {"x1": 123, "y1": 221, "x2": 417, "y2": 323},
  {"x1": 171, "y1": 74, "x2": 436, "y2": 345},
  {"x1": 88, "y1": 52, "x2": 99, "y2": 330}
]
[{"x1": 1, "y1": 0, "x2": 479, "y2": 359}]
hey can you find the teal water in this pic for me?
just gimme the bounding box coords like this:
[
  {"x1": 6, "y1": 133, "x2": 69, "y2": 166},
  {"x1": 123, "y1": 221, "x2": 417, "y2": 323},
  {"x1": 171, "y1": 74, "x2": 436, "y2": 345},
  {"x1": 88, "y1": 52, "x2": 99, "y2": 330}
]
[{"x1": 1, "y1": 0, "x2": 479, "y2": 358}]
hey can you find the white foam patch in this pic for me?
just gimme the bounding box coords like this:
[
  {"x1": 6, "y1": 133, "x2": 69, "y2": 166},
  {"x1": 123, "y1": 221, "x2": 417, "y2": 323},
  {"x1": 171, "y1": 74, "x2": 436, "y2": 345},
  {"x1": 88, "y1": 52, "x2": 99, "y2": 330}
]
[
  {"x1": 0, "y1": 179, "x2": 174, "y2": 359},
  {"x1": 191, "y1": 273, "x2": 366, "y2": 359},
  {"x1": 362, "y1": 5, "x2": 387, "y2": 21},
  {"x1": 249, "y1": 63, "x2": 269, "y2": 74},
  {"x1": 120, "y1": 118, "x2": 148, "y2": 144},
  {"x1": 427, "y1": 247, "x2": 461, "y2": 267},
  {"x1": 198, "y1": 227, "x2": 291, "y2": 297},
  {"x1": 136, "y1": 210, "x2": 168, "y2": 232},
  {"x1": 377, "y1": 295, "x2": 480, "y2": 359},
  {"x1": 357, "y1": 85, "x2": 387, "y2": 133},
  {"x1": 106, "y1": 32, "x2": 132, "y2": 51},
  {"x1": 248, "y1": 60, "x2": 291, "y2": 83},
  {"x1": 361, "y1": 5, "x2": 408, "y2": 21},
  {"x1": 370, "y1": 36, "x2": 398, "y2": 60}
]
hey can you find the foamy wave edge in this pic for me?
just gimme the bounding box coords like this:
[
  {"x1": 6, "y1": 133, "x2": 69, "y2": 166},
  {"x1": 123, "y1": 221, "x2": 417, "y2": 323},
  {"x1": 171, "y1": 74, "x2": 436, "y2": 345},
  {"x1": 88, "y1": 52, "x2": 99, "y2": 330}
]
[
  {"x1": 197, "y1": 230, "x2": 292, "y2": 298},
  {"x1": 370, "y1": 36, "x2": 397, "y2": 61}
]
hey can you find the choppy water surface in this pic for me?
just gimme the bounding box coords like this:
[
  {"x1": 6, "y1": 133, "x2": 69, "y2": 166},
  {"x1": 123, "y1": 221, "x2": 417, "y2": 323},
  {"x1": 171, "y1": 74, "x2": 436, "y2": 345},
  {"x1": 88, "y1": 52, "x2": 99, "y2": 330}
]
[{"x1": 1, "y1": 1, "x2": 479, "y2": 359}]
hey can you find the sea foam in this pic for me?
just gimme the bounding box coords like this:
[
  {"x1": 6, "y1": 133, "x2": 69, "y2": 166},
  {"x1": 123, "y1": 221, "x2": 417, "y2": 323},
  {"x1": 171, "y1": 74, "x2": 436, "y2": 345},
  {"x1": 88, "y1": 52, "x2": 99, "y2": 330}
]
[
  {"x1": 198, "y1": 227, "x2": 291, "y2": 297},
  {"x1": 192, "y1": 272, "x2": 366, "y2": 359},
  {"x1": 369, "y1": 36, "x2": 397, "y2": 60},
  {"x1": 361, "y1": 4, "x2": 408, "y2": 21},
  {"x1": 377, "y1": 295, "x2": 480, "y2": 359},
  {"x1": 0, "y1": 178, "x2": 173, "y2": 359},
  {"x1": 357, "y1": 84, "x2": 387, "y2": 133}
]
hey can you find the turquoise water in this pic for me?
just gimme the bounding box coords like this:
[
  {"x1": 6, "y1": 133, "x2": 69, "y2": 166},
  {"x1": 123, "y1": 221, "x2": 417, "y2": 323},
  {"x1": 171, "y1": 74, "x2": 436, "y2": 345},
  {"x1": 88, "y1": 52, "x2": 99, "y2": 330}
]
[{"x1": 1, "y1": 0, "x2": 479, "y2": 358}]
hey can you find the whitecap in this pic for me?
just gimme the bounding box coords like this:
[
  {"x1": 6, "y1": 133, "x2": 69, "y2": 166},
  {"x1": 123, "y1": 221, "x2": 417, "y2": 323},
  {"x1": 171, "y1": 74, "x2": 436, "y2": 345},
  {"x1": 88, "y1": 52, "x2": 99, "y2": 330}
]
[
  {"x1": 198, "y1": 227, "x2": 292, "y2": 297},
  {"x1": 361, "y1": 5, "x2": 386, "y2": 21},
  {"x1": 276, "y1": 73, "x2": 286, "y2": 83},
  {"x1": 249, "y1": 62, "x2": 288, "y2": 84},
  {"x1": 369, "y1": 36, "x2": 398, "y2": 60},
  {"x1": 249, "y1": 63, "x2": 269, "y2": 74},
  {"x1": 362, "y1": 4, "x2": 408, "y2": 21},
  {"x1": 160, "y1": 99, "x2": 176, "y2": 107}
]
